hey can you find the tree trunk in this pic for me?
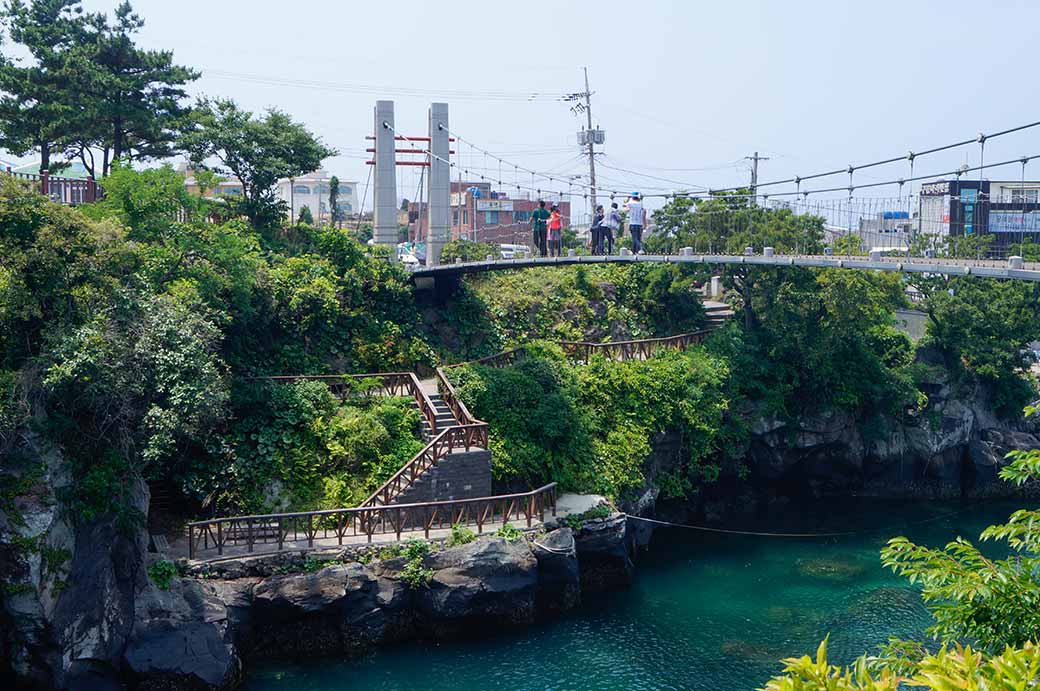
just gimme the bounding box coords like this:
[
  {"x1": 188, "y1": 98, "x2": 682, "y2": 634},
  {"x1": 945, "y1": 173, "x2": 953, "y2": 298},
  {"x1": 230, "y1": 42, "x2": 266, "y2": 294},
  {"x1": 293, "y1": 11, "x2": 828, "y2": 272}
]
[
  {"x1": 112, "y1": 116, "x2": 124, "y2": 171},
  {"x1": 40, "y1": 141, "x2": 50, "y2": 172}
]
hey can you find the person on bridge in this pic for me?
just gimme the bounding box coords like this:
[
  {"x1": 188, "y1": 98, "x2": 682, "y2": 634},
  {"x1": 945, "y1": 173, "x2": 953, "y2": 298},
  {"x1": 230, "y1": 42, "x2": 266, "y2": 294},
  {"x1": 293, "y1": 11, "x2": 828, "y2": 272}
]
[
  {"x1": 602, "y1": 202, "x2": 621, "y2": 255},
  {"x1": 626, "y1": 193, "x2": 646, "y2": 254},
  {"x1": 591, "y1": 205, "x2": 605, "y2": 255},
  {"x1": 548, "y1": 205, "x2": 563, "y2": 257},
  {"x1": 531, "y1": 200, "x2": 550, "y2": 257}
]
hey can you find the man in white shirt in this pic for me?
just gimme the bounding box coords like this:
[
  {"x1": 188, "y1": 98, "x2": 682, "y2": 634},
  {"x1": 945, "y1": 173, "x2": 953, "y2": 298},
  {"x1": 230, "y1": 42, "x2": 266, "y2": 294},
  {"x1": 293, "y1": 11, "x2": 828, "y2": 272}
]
[{"x1": 626, "y1": 193, "x2": 646, "y2": 253}]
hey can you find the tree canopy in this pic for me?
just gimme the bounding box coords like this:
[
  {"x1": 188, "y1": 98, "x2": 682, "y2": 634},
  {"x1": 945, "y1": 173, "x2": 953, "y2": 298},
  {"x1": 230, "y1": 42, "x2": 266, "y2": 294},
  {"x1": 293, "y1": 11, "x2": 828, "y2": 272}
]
[
  {"x1": 180, "y1": 98, "x2": 335, "y2": 229},
  {"x1": 0, "y1": 0, "x2": 197, "y2": 176}
]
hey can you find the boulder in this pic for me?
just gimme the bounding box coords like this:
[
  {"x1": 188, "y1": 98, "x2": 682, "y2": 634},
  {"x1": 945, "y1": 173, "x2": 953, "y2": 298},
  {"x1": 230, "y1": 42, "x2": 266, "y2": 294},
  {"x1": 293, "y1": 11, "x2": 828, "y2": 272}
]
[
  {"x1": 250, "y1": 564, "x2": 384, "y2": 658},
  {"x1": 530, "y1": 528, "x2": 580, "y2": 613},
  {"x1": 572, "y1": 514, "x2": 634, "y2": 591},
  {"x1": 122, "y1": 578, "x2": 240, "y2": 690},
  {"x1": 417, "y1": 538, "x2": 538, "y2": 636}
]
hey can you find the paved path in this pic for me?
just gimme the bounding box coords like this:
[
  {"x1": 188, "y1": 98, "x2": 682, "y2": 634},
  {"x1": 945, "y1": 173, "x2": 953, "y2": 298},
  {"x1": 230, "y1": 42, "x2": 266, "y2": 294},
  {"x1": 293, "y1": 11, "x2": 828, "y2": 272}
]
[{"x1": 171, "y1": 493, "x2": 601, "y2": 564}]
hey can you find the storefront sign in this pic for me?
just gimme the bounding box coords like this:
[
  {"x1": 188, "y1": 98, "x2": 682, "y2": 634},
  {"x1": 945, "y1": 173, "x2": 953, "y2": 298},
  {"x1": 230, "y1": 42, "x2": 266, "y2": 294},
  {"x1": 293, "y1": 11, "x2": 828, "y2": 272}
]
[
  {"x1": 476, "y1": 200, "x2": 513, "y2": 212},
  {"x1": 920, "y1": 181, "x2": 951, "y2": 196}
]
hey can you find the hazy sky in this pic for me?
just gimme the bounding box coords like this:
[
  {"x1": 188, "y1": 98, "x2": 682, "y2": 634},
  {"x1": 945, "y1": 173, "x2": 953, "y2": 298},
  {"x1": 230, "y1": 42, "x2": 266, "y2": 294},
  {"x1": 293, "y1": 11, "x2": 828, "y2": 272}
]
[{"x1": 13, "y1": 0, "x2": 1040, "y2": 210}]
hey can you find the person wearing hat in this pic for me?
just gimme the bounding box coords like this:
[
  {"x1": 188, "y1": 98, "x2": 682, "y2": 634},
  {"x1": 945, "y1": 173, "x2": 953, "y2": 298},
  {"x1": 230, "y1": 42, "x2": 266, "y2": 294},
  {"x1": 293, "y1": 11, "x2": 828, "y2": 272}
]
[{"x1": 626, "y1": 193, "x2": 646, "y2": 253}]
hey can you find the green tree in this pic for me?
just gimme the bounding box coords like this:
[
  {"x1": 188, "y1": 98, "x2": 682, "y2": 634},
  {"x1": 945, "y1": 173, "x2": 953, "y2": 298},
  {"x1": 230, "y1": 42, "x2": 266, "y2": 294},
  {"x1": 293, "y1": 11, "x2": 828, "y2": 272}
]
[
  {"x1": 82, "y1": 162, "x2": 196, "y2": 239},
  {"x1": 63, "y1": 1, "x2": 198, "y2": 177},
  {"x1": 0, "y1": 0, "x2": 86, "y2": 171},
  {"x1": 297, "y1": 204, "x2": 313, "y2": 226},
  {"x1": 944, "y1": 233, "x2": 994, "y2": 260},
  {"x1": 328, "y1": 175, "x2": 341, "y2": 227},
  {"x1": 831, "y1": 233, "x2": 866, "y2": 256},
  {"x1": 644, "y1": 195, "x2": 824, "y2": 256},
  {"x1": 179, "y1": 98, "x2": 335, "y2": 230},
  {"x1": 907, "y1": 274, "x2": 1040, "y2": 415}
]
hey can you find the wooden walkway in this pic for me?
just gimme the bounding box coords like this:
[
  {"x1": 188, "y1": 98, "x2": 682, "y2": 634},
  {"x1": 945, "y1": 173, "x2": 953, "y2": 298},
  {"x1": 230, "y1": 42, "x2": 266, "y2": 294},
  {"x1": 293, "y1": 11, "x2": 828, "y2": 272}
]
[{"x1": 177, "y1": 303, "x2": 730, "y2": 563}]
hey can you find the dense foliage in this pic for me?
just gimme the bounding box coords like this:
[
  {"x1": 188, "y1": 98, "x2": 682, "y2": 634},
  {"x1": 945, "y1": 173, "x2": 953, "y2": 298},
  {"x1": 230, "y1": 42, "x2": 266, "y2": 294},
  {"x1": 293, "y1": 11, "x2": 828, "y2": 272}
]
[
  {"x1": 713, "y1": 267, "x2": 919, "y2": 416},
  {"x1": 450, "y1": 343, "x2": 730, "y2": 498},
  {"x1": 0, "y1": 174, "x2": 429, "y2": 518},
  {"x1": 427, "y1": 263, "x2": 708, "y2": 362},
  {"x1": 645, "y1": 195, "x2": 826, "y2": 255}
]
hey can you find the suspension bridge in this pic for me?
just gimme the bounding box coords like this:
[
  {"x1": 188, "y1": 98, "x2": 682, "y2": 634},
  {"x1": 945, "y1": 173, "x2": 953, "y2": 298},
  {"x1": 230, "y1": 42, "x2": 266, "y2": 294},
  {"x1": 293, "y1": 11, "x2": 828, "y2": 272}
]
[{"x1": 360, "y1": 100, "x2": 1040, "y2": 271}]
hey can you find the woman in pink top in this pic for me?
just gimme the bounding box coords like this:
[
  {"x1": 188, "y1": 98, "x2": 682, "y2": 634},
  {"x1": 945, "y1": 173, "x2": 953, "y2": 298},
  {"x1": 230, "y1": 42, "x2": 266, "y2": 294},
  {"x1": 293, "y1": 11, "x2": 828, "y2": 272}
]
[{"x1": 548, "y1": 206, "x2": 563, "y2": 257}]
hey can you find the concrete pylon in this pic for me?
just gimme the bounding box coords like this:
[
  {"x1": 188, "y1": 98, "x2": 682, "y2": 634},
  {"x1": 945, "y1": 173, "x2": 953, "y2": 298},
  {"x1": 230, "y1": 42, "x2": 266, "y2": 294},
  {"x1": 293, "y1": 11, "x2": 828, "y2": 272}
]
[
  {"x1": 372, "y1": 100, "x2": 398, "y2": 251},
  {"x1": 426, "y1": 103, "x2": 450, "y2": 266}
]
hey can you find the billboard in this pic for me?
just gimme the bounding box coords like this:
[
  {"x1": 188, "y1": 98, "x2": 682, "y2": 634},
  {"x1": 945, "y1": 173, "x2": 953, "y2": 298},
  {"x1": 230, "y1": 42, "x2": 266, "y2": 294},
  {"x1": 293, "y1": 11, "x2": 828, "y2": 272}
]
[{"x1": 988, "y1": 210, "x2": 1040, "y2": 234}]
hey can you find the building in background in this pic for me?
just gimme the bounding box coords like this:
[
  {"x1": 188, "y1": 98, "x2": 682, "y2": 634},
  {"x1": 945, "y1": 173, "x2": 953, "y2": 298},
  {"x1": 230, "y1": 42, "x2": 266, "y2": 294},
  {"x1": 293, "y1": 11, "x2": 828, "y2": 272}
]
[
  {"x1": 407, "y1": 181, "x2": 570, "y2": 245},
  {"x1": 179, "y1": 163, "x2": 244, "y2": 198},
  {"x1": 276, "y1": 170, "x2": 359, "y2": 224},
  {"x1": 916, "y1": 179, "x2": 1040, "y2": 253}
]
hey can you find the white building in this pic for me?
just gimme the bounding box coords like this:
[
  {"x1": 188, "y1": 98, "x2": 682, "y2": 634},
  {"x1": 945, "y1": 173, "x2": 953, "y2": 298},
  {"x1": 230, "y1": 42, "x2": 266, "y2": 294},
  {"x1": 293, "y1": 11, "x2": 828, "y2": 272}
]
[{"x1": 276, "y1": 170, "x2": 359, "y2": 224}]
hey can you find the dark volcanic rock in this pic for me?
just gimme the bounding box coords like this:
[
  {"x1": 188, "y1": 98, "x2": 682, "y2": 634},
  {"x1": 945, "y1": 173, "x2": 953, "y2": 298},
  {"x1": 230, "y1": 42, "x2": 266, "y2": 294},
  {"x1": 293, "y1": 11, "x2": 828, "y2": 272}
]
[
  {"x1": 417, "y1": 537, "x2": 538, "y2": 636},
  {"x1": 250, "y1": 563, "x2": 400, "y2": 658},
  {"x1": 573, "y1": 514, "x2": 634, "y2": 591},
  {"x1": 122, "y1": 579, "x2": 240, "y2": 690},
  {"x1": 531, "y1": 528, "x2": 580, "y2": 613}
]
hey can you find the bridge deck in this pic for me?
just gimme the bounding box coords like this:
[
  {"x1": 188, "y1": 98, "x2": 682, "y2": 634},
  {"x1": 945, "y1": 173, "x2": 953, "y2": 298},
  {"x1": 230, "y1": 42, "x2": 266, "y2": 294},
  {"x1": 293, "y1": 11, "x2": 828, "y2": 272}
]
[{"x1": 411, "y1": 253, "x2": 1040, "y2": 282}]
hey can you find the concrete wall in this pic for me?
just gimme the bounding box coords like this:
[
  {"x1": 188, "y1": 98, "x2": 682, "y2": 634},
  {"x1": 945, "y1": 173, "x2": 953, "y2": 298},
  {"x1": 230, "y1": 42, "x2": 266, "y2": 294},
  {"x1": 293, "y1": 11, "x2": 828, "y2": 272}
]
[{"x1": 894, "y1": 309, "x2": 928, "y2": 341}]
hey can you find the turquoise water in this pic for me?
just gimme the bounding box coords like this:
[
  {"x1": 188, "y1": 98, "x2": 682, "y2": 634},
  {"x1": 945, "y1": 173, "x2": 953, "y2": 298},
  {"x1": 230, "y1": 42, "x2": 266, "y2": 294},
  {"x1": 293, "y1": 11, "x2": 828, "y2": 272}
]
[{"x1": 246, "y1": 498, "x2": 1021, "y2": 691}]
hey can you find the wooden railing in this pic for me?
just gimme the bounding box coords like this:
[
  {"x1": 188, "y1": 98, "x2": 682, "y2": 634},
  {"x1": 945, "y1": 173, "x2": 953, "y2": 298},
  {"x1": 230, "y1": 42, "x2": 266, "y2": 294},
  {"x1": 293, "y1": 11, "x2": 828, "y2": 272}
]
[
  {"x1": 441, "y1": 329, "x2": 715, "y2": 372},
  {"x1": 260, "y1": 372, "x2": 441, "y2": 436},
  {"x1": 4, "y1": 168, "x2": 100, "y2": 205},
  {"x1": 359, "y1": 423, "x2": 488, "y2": 507},
  {"x1": 557, "y1": 329, "x2": 712, "y2": 364},
  {"x1": 434, "y1": 366, "x2": 482, "y2": 425},
  {"x1": 187, "y1": 483, "x2": 556, "y2": 560}
]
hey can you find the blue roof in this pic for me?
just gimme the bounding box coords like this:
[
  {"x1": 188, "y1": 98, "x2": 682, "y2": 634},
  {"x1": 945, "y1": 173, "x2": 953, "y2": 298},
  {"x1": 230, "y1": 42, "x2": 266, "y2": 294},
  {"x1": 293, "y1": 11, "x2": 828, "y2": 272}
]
[{"x1": 12, "y1": 161, "x2": 91, "y2": 179}]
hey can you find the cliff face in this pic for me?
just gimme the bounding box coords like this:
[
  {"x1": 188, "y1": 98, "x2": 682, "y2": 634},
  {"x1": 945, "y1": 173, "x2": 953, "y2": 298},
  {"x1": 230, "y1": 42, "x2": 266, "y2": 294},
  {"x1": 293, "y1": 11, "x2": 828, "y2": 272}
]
[
  {"x1": 630, "y1": 371, "x2": 1039, "y2": 528},
  {"x1": 3, "y1": 495, "x2": 634, "y2": 691}
]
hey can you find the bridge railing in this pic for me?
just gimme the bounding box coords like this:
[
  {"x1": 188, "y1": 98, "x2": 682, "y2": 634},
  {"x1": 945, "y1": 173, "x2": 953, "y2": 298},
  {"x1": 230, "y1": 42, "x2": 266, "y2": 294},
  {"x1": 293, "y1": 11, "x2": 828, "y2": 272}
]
[
  {"x1": 4, "y1": 168, "x2": 100, "y2": 205},
  {"x1": 259, "y1": 372, "x2": 441, "y2": 436},
  {"x1": 187, "y1": 483, "x2": 556, "y2": 560}
]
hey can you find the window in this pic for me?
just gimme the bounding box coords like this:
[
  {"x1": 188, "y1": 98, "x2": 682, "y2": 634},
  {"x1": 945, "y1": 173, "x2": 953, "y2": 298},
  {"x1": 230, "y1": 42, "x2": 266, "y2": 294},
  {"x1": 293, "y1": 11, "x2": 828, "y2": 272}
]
[
  {"x1": 484, "y1": 211, "x2": 499, "y2": 225},
  {"x1": 453, "y1": 210, "x2": 459, "y2": 225},
  {"x1": 342, "y1": 186, "x2": 352, "y2": 196},
  {"x1": 462, "y1": 210, "x2": 468, "y2": 225},
  {"x1": 1007, "y1": 188, "x2": 1040, "y2": 204},
  {"x1": 293, "y1": 185, "x2": 310, "y2": 195},
  {"x1": 341, "y1": 202, "x2": 352, "y2": 212},
  {"x1": 513, "y1": 210, "x2": 531, "y2": 223}
]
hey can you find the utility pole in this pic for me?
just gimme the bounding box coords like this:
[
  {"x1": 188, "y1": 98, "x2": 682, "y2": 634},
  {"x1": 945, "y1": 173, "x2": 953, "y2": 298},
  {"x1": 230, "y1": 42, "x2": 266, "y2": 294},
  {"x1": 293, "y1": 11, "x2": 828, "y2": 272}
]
[
  {"x1": 745, "y1": 151, "x2": 769, "y2": 206},
  {"x1": 584, "y1": 67, "x2": 597, "y2": 217}
]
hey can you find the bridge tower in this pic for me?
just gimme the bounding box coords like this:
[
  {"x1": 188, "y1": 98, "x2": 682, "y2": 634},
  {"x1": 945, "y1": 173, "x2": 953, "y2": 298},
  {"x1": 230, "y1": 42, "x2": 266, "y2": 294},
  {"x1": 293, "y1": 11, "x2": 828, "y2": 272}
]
[
  {"x1": 426, "y1": 103, "x2": 450, "y2": 266},
  {"x1": 372, "y1": 100, "x2": 398, "y2": 249}
]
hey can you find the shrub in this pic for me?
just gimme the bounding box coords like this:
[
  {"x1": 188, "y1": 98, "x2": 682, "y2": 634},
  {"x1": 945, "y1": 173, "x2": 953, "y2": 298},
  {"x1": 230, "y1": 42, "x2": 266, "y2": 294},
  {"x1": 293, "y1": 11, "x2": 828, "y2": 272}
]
[
  {"x1": 447, "y1": 523, "x2": 477, "y2": 547},
  {"x1": 496, "y1": 523, "x2": 523, "y2": 542},
  {"x1": 147, "y1": 560, "x2": 178, "y2": 590}
]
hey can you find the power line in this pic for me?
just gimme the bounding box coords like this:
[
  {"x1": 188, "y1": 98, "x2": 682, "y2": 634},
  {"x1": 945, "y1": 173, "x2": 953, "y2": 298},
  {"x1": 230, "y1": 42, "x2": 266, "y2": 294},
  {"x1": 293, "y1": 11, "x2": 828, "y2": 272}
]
[
  {"x1": 203, "y1": 69, "x2": 567, "y2": 102},
  {"x1": 708, "y1": 120, "x2": 1040, "y2": 193}
]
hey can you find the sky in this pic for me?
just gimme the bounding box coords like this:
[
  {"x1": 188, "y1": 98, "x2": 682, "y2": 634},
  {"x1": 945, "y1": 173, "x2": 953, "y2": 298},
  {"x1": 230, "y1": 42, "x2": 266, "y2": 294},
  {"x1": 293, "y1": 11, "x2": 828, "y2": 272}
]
[{"x1": 9, "y1": 0, "x2": 1040, "y2": 213}]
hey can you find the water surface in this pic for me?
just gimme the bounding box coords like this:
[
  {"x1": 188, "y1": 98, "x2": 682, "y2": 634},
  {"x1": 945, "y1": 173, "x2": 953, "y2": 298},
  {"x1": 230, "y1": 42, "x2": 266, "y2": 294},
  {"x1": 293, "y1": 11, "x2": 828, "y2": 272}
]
[{"x1": 247, "y1": 498, "x2": 1021, "y2": 691}]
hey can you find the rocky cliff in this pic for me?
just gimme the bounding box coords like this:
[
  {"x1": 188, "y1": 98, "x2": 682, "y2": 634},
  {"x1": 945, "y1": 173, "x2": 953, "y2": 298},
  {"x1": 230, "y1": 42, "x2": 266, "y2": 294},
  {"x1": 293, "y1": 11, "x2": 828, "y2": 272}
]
[
  {"x1": 627, "y1": 369, "x2": 1039, "y2": 529},
  {"x1": 2, "y1": 490, "x2": 633, "y2": 691}
]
